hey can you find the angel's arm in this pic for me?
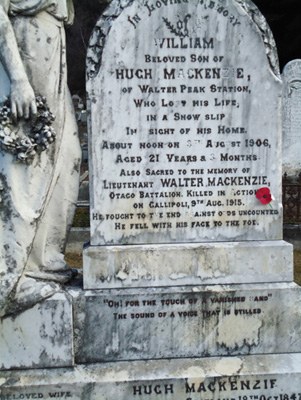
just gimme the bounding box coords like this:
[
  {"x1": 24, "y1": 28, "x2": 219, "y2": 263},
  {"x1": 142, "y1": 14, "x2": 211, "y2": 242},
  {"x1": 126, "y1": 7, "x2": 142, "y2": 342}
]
[{"x1": 0, "y1": 3, "x2": 37, "y2": 119}]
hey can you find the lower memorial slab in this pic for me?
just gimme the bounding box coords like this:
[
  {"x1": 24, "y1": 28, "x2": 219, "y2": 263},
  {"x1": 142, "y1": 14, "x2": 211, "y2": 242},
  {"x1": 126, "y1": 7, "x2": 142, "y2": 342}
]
[
  {"x1": 1, "y1": 354, "x2": 301, "y2": 399},
  {"x1": 83, "y1": 240, "x2": 293, "y2": 289},
  {"x1": 0, "y1": 293, "x2": 74, "y2": 371},
  {"x1": 71, "y1": 282, "x2": 301, "y2": 363}
]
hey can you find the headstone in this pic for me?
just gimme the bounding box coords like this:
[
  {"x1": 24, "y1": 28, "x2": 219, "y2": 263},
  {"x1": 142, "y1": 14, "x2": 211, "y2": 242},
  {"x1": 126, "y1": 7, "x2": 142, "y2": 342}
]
[
  {"x1": 2, "y1": 0, "x2": 301, "y2": 397},
  {"x1": 282, "y1": 59, "x2": 301, "y2": 175},
  {"x1": 87, "y1": 0, "x2": 282, "y2": 247},
  {"x1": 84, "y1": 0, "x2": 287, "y2": 288}
]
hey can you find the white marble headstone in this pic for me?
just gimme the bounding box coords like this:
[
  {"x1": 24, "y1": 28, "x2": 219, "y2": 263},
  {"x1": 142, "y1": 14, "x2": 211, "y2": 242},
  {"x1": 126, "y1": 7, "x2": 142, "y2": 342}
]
[
  {"x1": 87, "y1": 0, "x2": 282, "y2": 245},
  {"x1": 282, "y1": 59, "x2": 301, "y2": 175}
]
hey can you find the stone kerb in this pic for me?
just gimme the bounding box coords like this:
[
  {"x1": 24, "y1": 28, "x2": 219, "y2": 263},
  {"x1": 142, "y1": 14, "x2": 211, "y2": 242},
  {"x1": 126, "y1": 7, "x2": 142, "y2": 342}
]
[{"x1": 2, "y1": 354, "x2": 301, "y2": 399}]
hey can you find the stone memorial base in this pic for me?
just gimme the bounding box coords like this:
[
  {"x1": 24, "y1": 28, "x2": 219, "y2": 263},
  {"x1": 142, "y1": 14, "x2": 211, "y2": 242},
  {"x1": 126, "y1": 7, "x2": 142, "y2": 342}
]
[
  {"x1": 1, "y1": 247, "x2": 300, "y2": 396},
  {"x1": 72, "y1": 282, "x2": 301, "y2": 363},
  {"x1": 1, "y1": 281, "x2": 301, "y2": 371},
  {"x1": 83, "y1": 241, "x2": 293, "y2": 289},
  {"x1": 1, "y1": 354, "x2": 301, "y2": 399},
  {"x1": 0, "y1": 292, "x2": 73, "y2": 371}
]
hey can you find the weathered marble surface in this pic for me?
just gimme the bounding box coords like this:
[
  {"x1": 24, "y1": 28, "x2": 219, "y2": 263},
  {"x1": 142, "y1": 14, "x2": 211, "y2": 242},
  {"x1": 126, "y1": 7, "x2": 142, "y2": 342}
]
[
  {"x1": 0, "y1": 62, "x2": 9, "y2": 102},
  {"x1": 0, "y1": 1, "x2": 81, "y2": 318},
  {"x1": 71, "y1": 282, "x2": 301, "y2": 363},
  {"x1": 87, "y1": 0, "x2": 282, "y2": 246},
  {"x1": 83, "y1": 240, "x2": 293, "y2": 289},
  {"x1": 1, "y1": 354, "x2": 301, "y2": 399},
  {"x1": 282, "y1": 59, "x2": 301, "y2": 175},
  {"x1": 0, "y1": 293, "x2": 73, "y2": 371}
]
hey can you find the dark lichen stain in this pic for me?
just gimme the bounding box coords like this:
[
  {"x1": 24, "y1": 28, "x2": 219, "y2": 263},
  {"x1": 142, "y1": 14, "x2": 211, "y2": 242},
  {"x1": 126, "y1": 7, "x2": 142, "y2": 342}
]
[
  {"x1": 30, "y1": 18, "x2": 39, "y2": 29},
  {"x1": 38, "y1": 349, "x2": 51, "y2": 366},
  {"x1": 72, "y1": 158, "x2": 81, "y2": 175},
  {"x1": 39, "y1": 322, "x2": 48, "y2": 339},
  {"x1": 0, "y1": 173, "x2": 13, "y2": 221},
  {"x1": 47, "y1": 37, "x2": 52, "y2": 44},
  {"x1": 3, "y1": 377, "x2": 20, "y2": 386}
]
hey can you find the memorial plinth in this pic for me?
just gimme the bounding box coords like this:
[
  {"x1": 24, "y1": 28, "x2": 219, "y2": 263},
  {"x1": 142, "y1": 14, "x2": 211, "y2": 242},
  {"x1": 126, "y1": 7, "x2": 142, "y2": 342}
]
[
  {"x1": 84, "y1": 240, "x2": 293, "y2": 289},
  {"x1": 73, "y1": 283, "x2": 301, "y2": 363},
  {"x1": 0, "y1": 293, "x2": 73, "y2": 371}
]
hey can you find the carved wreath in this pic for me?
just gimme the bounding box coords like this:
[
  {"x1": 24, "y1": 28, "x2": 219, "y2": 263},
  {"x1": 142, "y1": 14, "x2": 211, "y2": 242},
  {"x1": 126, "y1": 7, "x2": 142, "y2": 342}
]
[{"x1": 0, "y1": 96, "x2": 56, "y2": 164}]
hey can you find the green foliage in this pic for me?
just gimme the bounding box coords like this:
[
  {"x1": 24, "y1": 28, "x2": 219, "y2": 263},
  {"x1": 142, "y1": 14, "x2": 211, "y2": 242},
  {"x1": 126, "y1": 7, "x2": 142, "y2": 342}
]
[
  {"x1": 73, "y1": 207, "x2": 90, "y2": 227},
  {"x1": 295, "y1": 251, "x2": 301, "y2": 286}
]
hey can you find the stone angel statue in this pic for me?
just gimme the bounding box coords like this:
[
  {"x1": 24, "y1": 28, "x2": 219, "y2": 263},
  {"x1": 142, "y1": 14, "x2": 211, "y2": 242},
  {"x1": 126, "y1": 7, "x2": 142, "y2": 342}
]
[{"x1": 0, "y1": 0, "x2": 81, "y2": 317}]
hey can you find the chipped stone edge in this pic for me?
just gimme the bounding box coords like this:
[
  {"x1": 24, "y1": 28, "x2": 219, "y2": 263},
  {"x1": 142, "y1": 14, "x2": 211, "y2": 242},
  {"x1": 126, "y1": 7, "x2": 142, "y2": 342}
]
[
  {"x1": 1, "y1": 353, "x2": 301, "y2": 386},
  {"x1": 234, "y1": 0, "x2": 280, "y2": 78},
  {"x1": 86, "y1": 0, "x2": 134, "y2": 84},
  {"x1": 83, "y1": 240, "x2": 294, "y2": 290}
]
